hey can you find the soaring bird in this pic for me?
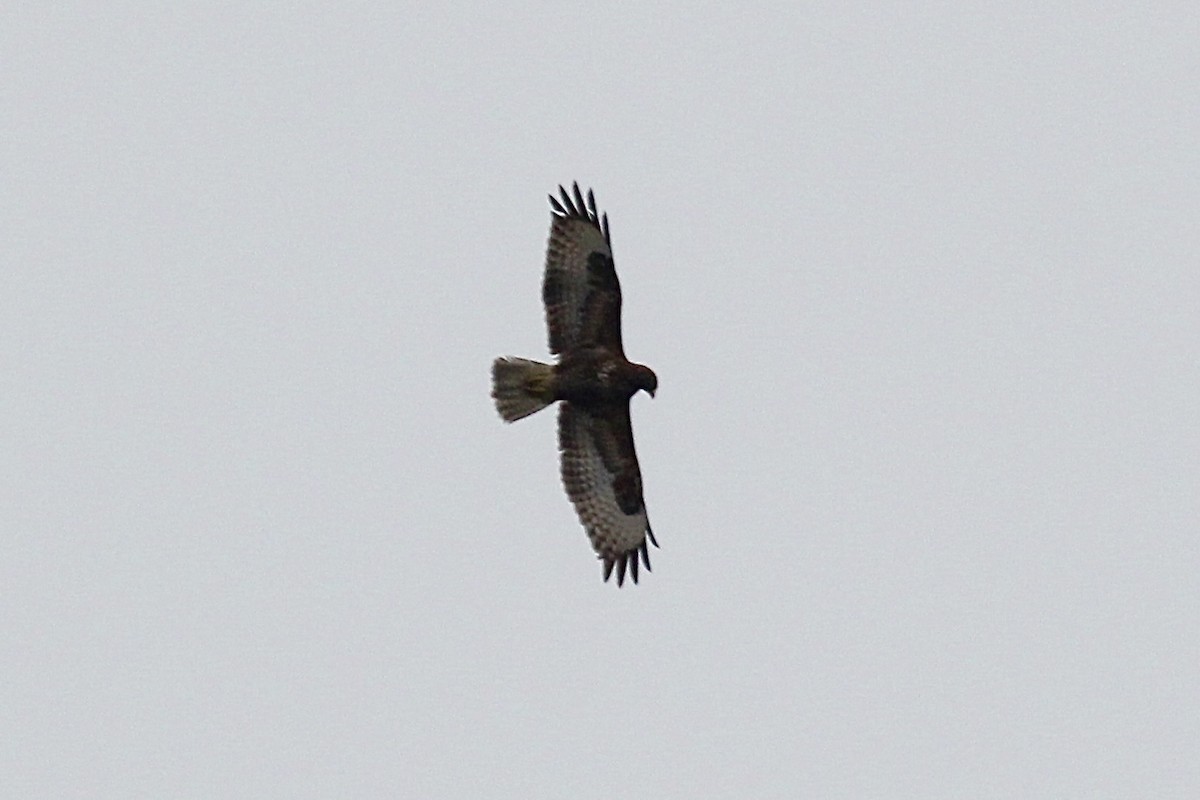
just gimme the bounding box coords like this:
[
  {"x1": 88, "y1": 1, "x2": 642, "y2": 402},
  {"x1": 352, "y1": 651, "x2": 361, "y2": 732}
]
[{"x1": 491, "y1": 183, "x2": 658, "y2": 586}]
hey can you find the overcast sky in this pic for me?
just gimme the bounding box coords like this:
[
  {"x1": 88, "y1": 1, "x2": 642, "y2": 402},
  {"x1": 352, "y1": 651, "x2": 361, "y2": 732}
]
[{"x1": 3, "y1": 4, "x2": 1197, "y2": 798}]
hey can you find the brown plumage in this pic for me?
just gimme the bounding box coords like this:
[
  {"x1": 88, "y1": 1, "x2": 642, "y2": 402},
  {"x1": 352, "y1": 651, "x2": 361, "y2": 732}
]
[{"x1": 491, "y1": 183, "x2": 659, "y2": 586}]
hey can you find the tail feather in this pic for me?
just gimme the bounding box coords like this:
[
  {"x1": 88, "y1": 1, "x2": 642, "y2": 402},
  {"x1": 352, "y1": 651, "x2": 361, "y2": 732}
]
[{"x1": 491, "y1": 357, "x2": 555, "y2": 422}]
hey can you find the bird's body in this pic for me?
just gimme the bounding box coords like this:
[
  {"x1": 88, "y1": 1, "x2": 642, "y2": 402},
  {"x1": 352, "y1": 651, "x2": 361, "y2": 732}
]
[
  {"x1": 555, "y1": 347, "x2": 656, "y2": 406},
  {"x1": 491, "y1": 183, "x2": 658, "y2": 586}
]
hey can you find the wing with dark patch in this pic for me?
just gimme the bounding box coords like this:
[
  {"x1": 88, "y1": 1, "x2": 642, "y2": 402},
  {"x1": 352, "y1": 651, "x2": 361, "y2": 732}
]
[
  {"x1": 558, "y1": 402, "x2": 657, "y2": 586},
  {"x1": 543, "y1": 183, "x2": 625, "y2": 355}
]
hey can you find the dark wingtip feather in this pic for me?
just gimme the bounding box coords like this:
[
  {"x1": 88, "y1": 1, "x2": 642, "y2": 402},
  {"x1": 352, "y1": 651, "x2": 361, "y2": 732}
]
[
  {"x1": 600, "y1": 550, "x2": 648, "y2": 587},
  {"x1": 646, "y1": 524, "x2": 659, "y2": 549},
  {"x1": 550, "y1": 183, "x2": 609, "y2": 242},
  {"x1": 571, "y1": 183, "x2": 586, "y2": 218},
  {"x1": 559, "y1": 185, "x2": 576, "y2": 215}
]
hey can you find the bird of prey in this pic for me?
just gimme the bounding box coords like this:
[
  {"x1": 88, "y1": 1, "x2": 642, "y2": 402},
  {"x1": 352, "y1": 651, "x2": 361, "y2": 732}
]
[{"x1": 491, "y1": 183, "x2": 659, "y2": 586}]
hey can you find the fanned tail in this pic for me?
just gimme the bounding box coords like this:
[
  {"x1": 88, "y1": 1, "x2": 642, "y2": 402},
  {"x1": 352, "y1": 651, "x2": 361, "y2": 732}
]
[{"x1": 491, "y1": 357, "x2": 555, "y2": 422}]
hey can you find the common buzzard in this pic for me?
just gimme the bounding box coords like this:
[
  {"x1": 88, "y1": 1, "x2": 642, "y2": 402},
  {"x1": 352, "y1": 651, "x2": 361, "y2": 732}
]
[{"x1": 491, "y1": 183, "x2": 658, "y2": 586}]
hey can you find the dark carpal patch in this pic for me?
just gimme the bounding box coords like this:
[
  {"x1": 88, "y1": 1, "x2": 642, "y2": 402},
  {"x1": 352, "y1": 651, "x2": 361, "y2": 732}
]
[
  {"x1": 612, "y1": 469, "x2": 644, "y2": 515},
  {"x1": 587, "y1": 252, "x2": 620, "y2": 292}
]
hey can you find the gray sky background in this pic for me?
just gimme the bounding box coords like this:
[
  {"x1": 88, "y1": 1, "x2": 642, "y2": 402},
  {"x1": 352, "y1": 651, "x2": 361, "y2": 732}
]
[{"x1": 3, "y1": 4, "x2": 1197, "y2": 798}]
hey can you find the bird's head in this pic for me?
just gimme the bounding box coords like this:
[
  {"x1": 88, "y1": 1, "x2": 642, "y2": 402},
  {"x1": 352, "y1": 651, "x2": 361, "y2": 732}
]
[{"x1": 634, "y1": 364, "x2": 658, "y2": 398}]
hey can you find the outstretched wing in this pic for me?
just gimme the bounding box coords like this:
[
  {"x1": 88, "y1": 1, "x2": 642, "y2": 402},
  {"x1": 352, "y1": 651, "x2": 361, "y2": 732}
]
[
  {"x1": 558, "y1": 402, "x2": 657, "y2": 586},
  {"x1": 543, "y1": 183, "x2": 625, "y2": 355}
]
